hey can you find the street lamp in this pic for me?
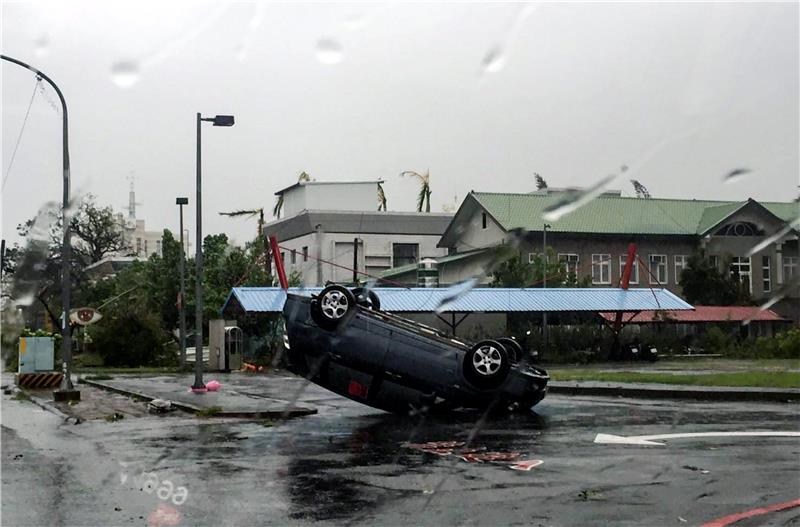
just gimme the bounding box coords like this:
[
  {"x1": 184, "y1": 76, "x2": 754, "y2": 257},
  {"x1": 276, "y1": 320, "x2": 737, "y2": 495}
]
[
  {"x1": 1, "y1": 54, "x2": 79, "y2": 401},
  {"x1": 176, "y1": 197, "x2": 188, "y2": 369},
  {"x1": 193, "y1": 113, "x2": 234, "y2": 390}
]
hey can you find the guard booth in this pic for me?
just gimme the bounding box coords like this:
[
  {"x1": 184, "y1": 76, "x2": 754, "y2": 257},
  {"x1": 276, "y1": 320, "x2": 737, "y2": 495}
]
[{"x1": 208, "y1": 319, "x2": 242, "y2": 372}]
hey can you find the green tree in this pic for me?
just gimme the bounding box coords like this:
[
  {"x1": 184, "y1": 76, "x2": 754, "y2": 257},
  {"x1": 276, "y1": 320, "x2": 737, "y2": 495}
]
[
  {"x1": 679, "y1": 254, "x2": 752, "y2": 305},
  {"x1": 490, "y1": 248, "x2": 588, "y2": 288}
]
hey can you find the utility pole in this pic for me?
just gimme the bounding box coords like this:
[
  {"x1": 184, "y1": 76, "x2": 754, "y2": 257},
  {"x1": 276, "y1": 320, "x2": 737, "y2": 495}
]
[
  {"x1": 352, "y1": 237, "x2": 359, "y2": 285},
  {"x1": 2, "y1": 55, "x2": 78, "y2": 401}
]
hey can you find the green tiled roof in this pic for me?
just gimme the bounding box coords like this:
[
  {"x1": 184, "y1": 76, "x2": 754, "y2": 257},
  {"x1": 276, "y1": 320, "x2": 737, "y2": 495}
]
[
  {"x1": 472, "y1": 192, "x2": 798, "y2": 236},
  {"x1": 380, "y1": 248, "x2": 488, "y2": 279}
]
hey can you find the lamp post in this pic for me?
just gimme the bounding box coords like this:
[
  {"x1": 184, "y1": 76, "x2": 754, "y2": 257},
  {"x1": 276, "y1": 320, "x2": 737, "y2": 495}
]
[
  {"x1": 542, "y1": 223, "x2": 551, "y2": 360},
  {"x1": 1, "y1": 54, "x2": 78, "y2": 400},
  {"x1": 176, "y1": 197, "x2": 188, "y2": 369},
  {"x1": 193, "y1": 114, "x2": 235, "y2": 390}
]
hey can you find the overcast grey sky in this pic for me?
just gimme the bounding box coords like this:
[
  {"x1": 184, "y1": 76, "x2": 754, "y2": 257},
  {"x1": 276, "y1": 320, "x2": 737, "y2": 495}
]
[{"x1": 2, "y1": 1, "x2": 798, "y2": 247}]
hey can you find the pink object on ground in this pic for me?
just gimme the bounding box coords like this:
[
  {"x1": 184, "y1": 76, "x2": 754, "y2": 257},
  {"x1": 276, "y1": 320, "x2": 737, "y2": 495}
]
[{"x1": 206, "y1": 380, "x2": 221, "y2": 391}]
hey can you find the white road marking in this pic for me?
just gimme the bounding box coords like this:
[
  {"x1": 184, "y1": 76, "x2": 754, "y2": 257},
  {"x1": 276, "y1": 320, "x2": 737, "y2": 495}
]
[{"x1": 594, "y1": 431, "x2": 800, "y2": 446}]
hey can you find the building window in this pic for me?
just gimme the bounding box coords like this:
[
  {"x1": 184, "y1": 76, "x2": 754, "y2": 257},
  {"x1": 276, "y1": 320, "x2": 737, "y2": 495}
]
[
  {"x1": 762, "y1": 255, "x2": 771, "y2": 293},
  {"x1": 674, "y1": 255, "x2": 688, "y2": 284},
  {"x1": 559, "y1": 253, "x2": 579, "y2": 276},
  {"x1": 709, "y1": 255, "x2": 720, "y2": 270},
  {"x1": 729, "y1": 256, "x2": 752, "y2": 293},
  {"x1": 619, "y1": 254, "x2": 639, "y2": 284},
  {"x1": 592, "y1": 254, "x2": 611, "y2": 284},
  {"x1": 481, "y1": 212, "x2": 487, "y2": 229},
  {"x1": 291, "y1": 249, "x2": 297, "y2": 264},
  {"x1": 782, "y1": 256, "x2": 797, "y2": 281},
  {"x1": 649, "y1": 254, "x2": 668, "y2": 284},
  {"x1": 393, "y1": 243, "x2": 419, "y2": 267},
  {"x1": 302, "y1": 246, "x2": 308, "y2": 262}
]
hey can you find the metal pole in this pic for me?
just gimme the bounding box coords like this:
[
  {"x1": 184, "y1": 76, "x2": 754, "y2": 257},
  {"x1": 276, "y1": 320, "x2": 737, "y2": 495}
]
[
  {"x1": 352, "y1": 237, "x2": 358, "y2": 285},
  {"x1": 178, "y1": 203, "x2": 187, "y2": 369},
  {"x1": 193, "y1": 113, "x2": 205, "y2": 389},
  {"x1": 542, "y1": 224, "x2": 550, "y2": 360},
  {"x1": 1, "y1": 55, "x2": 77, "y2": 398}
]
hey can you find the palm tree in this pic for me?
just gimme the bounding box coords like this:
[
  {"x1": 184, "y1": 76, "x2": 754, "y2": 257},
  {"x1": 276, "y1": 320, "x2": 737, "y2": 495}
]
[
  {"x1": 400, "y1": 170, "x2": 431, "y2": 212},
  {"x1": 377, "y1": 182, "x2": 387, "y2": 211},
  {"x1": 534, "y1": 173, "x2": 548, "y2": 190},
  {"x1": 219, "y1": 207, "x2": 268, "y2": 275},
  {"x1": 274, "y1": 171, "x2": 314, "y2": 218}
]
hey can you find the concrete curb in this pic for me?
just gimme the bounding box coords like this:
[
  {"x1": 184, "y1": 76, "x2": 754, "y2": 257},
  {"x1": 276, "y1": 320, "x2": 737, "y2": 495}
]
[
  {"x1": 548, "y1": 381, "x2": 800, "y2": 403},
  {"x1": 81, "y1": 378, "x2": 317, "y2": 418},
  {"x1": 23, "y1": 390, "x2": 76, "y2": 422}
]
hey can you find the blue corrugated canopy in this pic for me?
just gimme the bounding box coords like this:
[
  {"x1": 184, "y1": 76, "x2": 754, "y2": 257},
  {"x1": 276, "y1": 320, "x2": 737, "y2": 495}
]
[{"x1": 222, "y1": 287, "x2": 693, "y2": 314}]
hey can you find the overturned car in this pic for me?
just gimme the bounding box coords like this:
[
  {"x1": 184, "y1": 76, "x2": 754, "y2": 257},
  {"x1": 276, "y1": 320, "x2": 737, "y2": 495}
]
[{"x1": 283, "y1": 285, "x2": 549, "y2": 414}]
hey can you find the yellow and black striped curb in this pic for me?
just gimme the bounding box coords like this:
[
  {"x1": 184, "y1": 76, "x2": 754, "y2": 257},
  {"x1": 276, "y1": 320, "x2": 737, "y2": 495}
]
[{"x1": 16, "y1": 372, "x2": 64, "y2": 389}]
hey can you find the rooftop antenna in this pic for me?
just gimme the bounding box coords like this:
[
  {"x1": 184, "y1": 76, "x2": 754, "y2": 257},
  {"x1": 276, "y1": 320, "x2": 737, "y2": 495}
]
[{"x1": 125, "y1": 172, "x2": 142, "y2": 226}]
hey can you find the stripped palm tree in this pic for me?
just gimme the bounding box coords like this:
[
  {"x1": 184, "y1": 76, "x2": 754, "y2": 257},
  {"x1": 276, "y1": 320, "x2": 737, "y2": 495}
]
[
  {"x1": 219, "y1": 208, "x2": 268, "y2": 276},
  {"x1": 377, "y1": 182, "x2": 387, "y2": 211},
  {"x1": 400, "y1": 170, "x2": 431, "y2": 212},
  {"x1": 274, "y1": 171, "x2": 314, "y2": 218}
]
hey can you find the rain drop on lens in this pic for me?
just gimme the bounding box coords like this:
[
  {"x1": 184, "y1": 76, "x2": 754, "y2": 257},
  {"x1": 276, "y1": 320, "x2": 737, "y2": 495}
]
[
  {"x1": 110, "y1": 61, "x2": 141, "y2": 88},
  {"x1": 481, "y1": 47, "x2": 506, "y2": 74},
  {"x1": 315, "y1": 39, "x2": 343, "y2": 65},
  {"x1": 34, "y1": 36, "x2": 49, "y2": 57}
]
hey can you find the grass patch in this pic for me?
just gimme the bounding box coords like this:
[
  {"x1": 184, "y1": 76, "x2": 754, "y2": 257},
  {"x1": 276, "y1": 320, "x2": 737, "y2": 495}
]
[
  {"x1": 11, "y1": 391, "x2": 32, "y2": 402},
  {"x1": 74, "y1": 366, "x2": 182, "y2": 374},
  {"x1": 83, "y1": 374, "x2": 114, "y2": 381},
  {"x1": 550, "y1": 370, "x2": 800, "y2": 389},
  {"x1": 196, "y1": 406, "x2": 222, "y2": 418},
  {"x1": 261, "y1": 419, "x2": 275, "y2": 428}
]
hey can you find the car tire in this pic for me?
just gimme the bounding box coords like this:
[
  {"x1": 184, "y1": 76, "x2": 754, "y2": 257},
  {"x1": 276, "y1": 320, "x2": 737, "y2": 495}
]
[
  {"x1": 463, "y1": 340, "x2": 511, "y2": 389},
  {"x1": 310, "y1": 285, "x2": 356, "y2": 330},
  {"x1": 495, "y1": 337, "x2": 522, "y2": 364},
  {"x1": 352, "y1": 287, "x2": 381, "y2": 311}
]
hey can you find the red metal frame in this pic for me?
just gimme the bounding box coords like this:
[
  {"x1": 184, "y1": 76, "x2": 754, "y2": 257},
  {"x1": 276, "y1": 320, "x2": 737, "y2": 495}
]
[
  {"x1": 269, "y1": 235, "x2": 289, "y2": 290},
  {"x1": 613, "y1": 243, "x2": 637, "y2": 332}
]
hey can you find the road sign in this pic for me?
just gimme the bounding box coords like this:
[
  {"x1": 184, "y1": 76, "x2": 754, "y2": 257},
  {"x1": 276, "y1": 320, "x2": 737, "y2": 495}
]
[{"x1": 69, "y1": 307, "x2": 102, "y2": 326}]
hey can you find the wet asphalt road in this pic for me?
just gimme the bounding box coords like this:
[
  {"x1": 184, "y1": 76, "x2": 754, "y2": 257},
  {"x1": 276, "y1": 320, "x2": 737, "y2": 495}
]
[{"x1": 2, "y1": 375, "x2": 799, "y2": 527}]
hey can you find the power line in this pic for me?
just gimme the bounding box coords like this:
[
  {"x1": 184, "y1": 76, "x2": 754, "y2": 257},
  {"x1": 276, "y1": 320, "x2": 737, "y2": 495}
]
[{"x1": 3, "y1": 77, "x2": 40, "y2": 190}]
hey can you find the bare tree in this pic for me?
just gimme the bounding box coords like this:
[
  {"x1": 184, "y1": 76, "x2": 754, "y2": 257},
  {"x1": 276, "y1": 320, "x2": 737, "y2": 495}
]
[
  {"x1": 534, "y1": 173, "x2": 548, "y2": 190},
  {"x1": 631, "y1": 179, "x2": 652, "y2": 199}
]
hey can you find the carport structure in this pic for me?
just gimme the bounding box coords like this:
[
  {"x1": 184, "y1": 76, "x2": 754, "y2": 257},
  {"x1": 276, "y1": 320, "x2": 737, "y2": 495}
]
[{"x1": 221, "y1": 287, "x2": 693, "y2": 335}]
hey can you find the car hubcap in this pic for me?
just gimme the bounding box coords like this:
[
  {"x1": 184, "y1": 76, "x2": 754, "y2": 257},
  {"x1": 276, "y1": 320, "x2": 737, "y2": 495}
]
[
  {"x1": 321, "y1": 290, "x2": 349, "y2": 320},
  {"x1": 473, "y1": 345, "x2": 502, "y2": 376}
]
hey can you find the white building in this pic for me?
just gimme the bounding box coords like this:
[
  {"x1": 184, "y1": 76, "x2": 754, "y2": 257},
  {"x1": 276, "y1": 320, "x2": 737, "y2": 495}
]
[{"x1": 265, "y1": 181, "x2": 452, "y2": 286}]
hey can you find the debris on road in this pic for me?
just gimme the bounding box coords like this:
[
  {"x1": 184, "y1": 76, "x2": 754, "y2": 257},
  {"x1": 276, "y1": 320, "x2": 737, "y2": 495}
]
[{"x1": 148, "y1": 399, "x2": 174, "y2": 414}]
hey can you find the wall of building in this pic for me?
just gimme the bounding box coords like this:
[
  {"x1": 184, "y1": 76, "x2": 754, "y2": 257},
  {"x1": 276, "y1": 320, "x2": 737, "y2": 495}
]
[
  {"x1": 282, "y1": 183, "x2": 379, "y2": 217},
  {"x1": 451, "y1": 201, "x2": 506, "y2": 253},
  {"x1": 278, "y1": 231, "x2": 448, "y2": 286},
  {"x1": 520, "y1": 233, "x2": 699, "y2": 296}
]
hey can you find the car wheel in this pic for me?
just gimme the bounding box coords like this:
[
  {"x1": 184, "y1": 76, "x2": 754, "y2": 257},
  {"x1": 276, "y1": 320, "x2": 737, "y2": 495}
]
[
  {"x1": 352, "y1": 287, "x2": 381, "y2": 311},
  {"x1": 463, "y1": 340, "x2": 511, "y2": 389},
  {"x1": 310, "y1": 285, "x2": 356, "y2": 330},
  {"x1": 495, "y1": 337, "x2": 522, "y2": 364}
]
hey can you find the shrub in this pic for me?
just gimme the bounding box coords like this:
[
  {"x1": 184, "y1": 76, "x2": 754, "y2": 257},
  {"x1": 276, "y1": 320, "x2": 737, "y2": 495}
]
[{"x1": 92, "y1": 310, "x2": 175, "y2": 367}]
